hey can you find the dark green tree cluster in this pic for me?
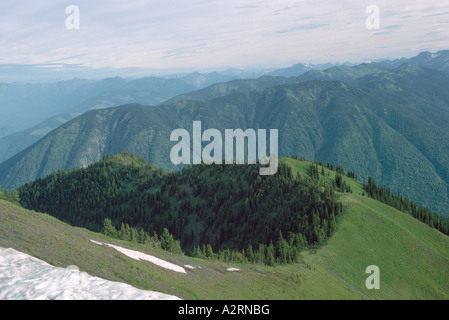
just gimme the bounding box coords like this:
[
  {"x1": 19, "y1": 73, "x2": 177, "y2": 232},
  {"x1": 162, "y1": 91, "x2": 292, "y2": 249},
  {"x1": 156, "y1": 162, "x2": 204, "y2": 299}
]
[
  {"x1": 334, "y1": 174, "x2": 351, "y2": 193},
  {"x1": 290, "y1": 154, "x2": 307, "y2": 162},
  {"x1": 335, "y1": 165, "x2": 345, "y2": 175},
  {"x1": 102, "y1": 218, "x2": 152, "y2": 244},
  {"x1": 100, "y1": 218, "x2": 182, "y2": 254},
  {"x1": 192, "y1": 230, "x2": 308, "y2": 266},
  {"x1": 364, "y1": 177, "x2": 449, "y2": 236},
  {"x1": 18, "y1": 153, "x2": 343, "y2": 264},
  {"x1": 346, "y1": 170, "x2": 357, "y2": 181},
  {"x1": 308, "y1": 162, "x2": 320, "y2": 180},
  {"x1": 160, "y1": 228, "x2": 182, "y2": 253}
]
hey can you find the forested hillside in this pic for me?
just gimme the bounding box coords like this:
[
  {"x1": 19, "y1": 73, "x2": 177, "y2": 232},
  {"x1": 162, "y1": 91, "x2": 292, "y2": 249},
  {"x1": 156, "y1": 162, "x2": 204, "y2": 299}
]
[
  {"x1": 18, "y1": 153, "x2": 449, "y2": 264},
  {"x1": 18, "y1": 153, "x2": 342, "y2": 264}
]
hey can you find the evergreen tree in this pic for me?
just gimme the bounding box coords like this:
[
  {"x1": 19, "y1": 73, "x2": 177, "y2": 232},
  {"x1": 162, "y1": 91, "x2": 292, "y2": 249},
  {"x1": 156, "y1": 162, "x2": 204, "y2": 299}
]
[
  {"x1": 138, "y1": 228, "x2": 146, "y2": 244},
  {"x1": 130, "y1": 227, "x2": 138, "y2": 243},
  {"x1": 101, "y1": 219, "x2": 117, "y2": 238},
  {"x1": 205, "y1": 244, "x2": 214, "y2": 258},
  {"x1": 265, "y1": 242, "x2": 275, "y2": 266},
  {"x1": 160, "y1": 228, "x2": 172, "y2": 251},
  {"x1": 335, "y1": 174, "x2": 343, "y2": 189}
]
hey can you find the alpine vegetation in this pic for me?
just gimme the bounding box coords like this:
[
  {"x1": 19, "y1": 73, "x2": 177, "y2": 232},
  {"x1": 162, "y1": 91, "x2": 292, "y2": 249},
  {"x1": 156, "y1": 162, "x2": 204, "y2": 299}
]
[{"x1": 170, "y1": 121, "x2": 278, "y2": 175}]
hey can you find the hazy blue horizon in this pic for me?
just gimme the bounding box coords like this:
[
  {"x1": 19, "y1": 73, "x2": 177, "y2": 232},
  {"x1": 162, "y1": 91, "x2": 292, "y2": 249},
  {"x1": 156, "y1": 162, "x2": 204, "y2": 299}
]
[{"x1": 1, "y1": 0, "x2": 448, "y2": 82}]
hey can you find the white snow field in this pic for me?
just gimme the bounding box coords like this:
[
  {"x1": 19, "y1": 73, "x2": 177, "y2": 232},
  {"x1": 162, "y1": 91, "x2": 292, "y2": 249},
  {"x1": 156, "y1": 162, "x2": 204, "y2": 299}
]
[
  {"x1": 90, "y1": 240, "x2": 187, "y2": 274},
  {"x1": 0, "y1": 247, "x2": 180, "y2": 300}
]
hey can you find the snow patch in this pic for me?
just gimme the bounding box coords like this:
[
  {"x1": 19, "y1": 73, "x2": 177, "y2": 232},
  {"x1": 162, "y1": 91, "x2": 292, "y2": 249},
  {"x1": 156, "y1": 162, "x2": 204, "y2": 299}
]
[
  {"x1": 66, "y1": 265, "x2": 80, "y2": 271},
  {"x1": 0, "y1": 247, "x2": 180, "y2": 300},
  {"x1": 90, "y1": 240, "x2": 103, "y2": 246},
  {"x1": 91, "y1": 240, "x2": 186, "y2": 274},
  {"x1": 184, "y1": 265, "x2": 196, "y2": 269},
  {"x1": 227, "y1": 268, "x2": 240, "y2": 272}
]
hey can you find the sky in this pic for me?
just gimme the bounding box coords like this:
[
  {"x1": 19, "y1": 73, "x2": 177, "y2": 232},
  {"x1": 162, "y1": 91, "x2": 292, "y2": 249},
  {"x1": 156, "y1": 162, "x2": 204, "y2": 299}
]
[{"x1": 0, "y1": 0, "x2": 448, "y2": 80}]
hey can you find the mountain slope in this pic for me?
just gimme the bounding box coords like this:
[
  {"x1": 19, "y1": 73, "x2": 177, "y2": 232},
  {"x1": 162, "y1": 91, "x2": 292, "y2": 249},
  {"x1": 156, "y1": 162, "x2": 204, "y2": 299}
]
[
  {"x1": 353, "y1": 65, "x2": 449, "y2": 199},
  {"x1": 162, "y1": 75, "x2": 294, "y2": 104},
  {"x1": 315, "y1": 193, "x2": 449, "y2": 300},
  {"x1": 0, "y1": 77, "x2": 196, "y2": 163},
  {"x1": 0, "y1": 247, "x2": 179, "y2": 300},
  {"x1": 1, "y1": 67, "x2": 449, "y2": 215},
  {"x1": 0, "y1": 197, "x2": 357, "y2": 300},
  {"x1": 1, "y1": 157, "x2": 448, "y2": 299}
]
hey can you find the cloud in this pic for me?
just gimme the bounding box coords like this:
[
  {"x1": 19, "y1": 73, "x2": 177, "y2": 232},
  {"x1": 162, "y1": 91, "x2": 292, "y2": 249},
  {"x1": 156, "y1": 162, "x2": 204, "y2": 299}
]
[
  {"x1": 0, "y1": 0, "x2": 448, "y2": 74},
  {"x1": 385, "y1": 25, "x2": 403, "y2": 30},
  {"x1": 276, "y1": 23, "x2": 329, "y2": 34}
]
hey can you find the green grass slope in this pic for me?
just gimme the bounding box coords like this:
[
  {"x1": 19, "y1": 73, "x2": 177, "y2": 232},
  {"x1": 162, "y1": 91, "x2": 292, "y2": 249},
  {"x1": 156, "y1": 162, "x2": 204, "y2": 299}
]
[
  {"x1": 0, "y1": 198, "x2": 356, "y2": 300},
  {"x1": 284, "y1": 158, "x2": 449, "y2": 299},
  {"x1": 311, "y1": 194, "x2": 449, "y2": 299}
]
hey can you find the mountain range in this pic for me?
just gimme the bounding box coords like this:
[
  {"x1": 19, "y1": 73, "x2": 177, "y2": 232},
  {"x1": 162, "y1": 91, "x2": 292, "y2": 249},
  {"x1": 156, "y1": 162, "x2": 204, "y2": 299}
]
[
  {"x1": 1, "y1": 64, "x2": 449, "y2": 216},
  {"x1": 0, "y1": 66, "x2": 326, "y2": 162},
  {"x1": 2, "y1": 50, "x2": 448, "y2": 163},
  {"x1": 378, "y1": 50, "x2": 449, "y2": 73}
]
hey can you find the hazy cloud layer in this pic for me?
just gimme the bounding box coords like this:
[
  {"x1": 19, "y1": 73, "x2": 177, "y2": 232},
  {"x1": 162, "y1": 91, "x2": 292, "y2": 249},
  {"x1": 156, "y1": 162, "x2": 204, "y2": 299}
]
[{"x1": 0, "y1": 0, "x2": 448, "y2": 73}]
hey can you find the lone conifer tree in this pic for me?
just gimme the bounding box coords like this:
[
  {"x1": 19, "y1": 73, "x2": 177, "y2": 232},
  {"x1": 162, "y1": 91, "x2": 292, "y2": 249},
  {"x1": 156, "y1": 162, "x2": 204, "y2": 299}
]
[{"x1": 101, "y1": 219, "x2": 117, "y2": 238}]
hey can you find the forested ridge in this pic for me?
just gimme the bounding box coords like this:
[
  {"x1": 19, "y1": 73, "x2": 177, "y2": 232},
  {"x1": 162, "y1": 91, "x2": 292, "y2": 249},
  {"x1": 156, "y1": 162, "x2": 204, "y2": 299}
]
[
  {"x1": 18, "y1": 153, "x2": 342, "y2": 264},
  {"x1": 363, "y1": 177, "x2": 449, "y2": 236}
]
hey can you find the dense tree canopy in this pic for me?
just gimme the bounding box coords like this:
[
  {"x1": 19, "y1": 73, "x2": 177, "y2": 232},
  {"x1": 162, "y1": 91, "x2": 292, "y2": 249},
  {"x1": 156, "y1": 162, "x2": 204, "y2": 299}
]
[{"x1": 18, "y1": 153, "x2": 342, "y2": 264}]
